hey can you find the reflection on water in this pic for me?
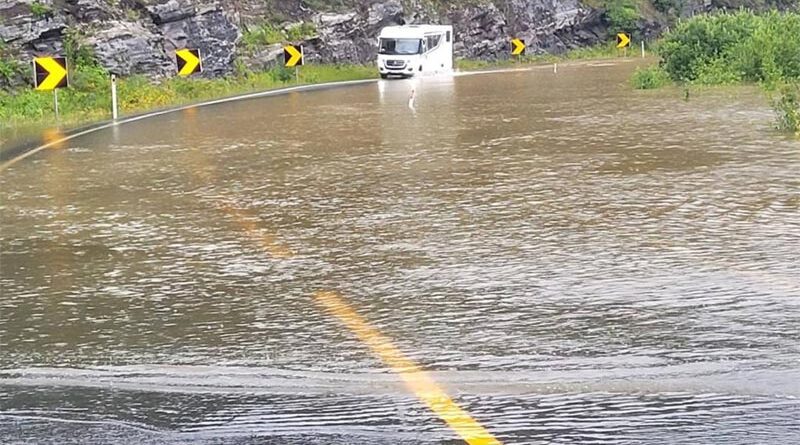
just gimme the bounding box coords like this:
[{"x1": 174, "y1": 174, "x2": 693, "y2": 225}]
[{"x1": 1, "y1": 61, "x2": 799, "y2": 444}]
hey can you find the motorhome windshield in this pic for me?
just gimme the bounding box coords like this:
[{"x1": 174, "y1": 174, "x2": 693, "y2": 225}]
[{"x1": 379, "y1": 38, "x2": 422, "y2": 55}]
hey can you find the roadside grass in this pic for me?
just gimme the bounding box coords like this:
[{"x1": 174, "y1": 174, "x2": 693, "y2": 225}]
[
  {"x1": 455, "y1": 42, "x2": 631, "y2": 71},
  {"x1": 10, "y1": 8, "x2": 799, "y2": 142},
  {"x1": 0, "y1": 64, "x2": 377, "y2": 144},
  {"x1": 2, "y1": 42, "x2": 630, "y2": 143},
  {"x1": 2, "y1": 26, "x2": 649, "y2": 145}
]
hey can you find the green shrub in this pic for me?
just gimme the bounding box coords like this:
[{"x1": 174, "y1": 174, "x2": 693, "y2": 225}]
[
  {"x1": 773, "y1": 83, "x2": 800, "y2": 134},
  {"x1": 0, "y1": 60, "x2": 15, "y2": 82},
  {"x1": 652, "y1": 0, "x2": 683, "y2": 14},
  {"x1": 242, "y1": 24, "x2": 285, "y2": 49},
  {"x1": 657, "y1": 10, "x2": 800, "y2": 84},
  {"x1": 694, "y1": 57, "x2": 741, "y2": 85},
  {"x1": 286, "y1": 22, "x2": 317, "y2": 41},
  {"x1": 605, "y1": 0, "x2": 640, "y2": 33},
  {"x1": 30, "y1": 1, "x2": 52, "y2": 18},
  {"x1": 64, "y1": 29, "x2": 102, "y2": 70},
  {"x1": 242, "y1": 21, "x2": 317, "y2": 49},
  {"x1": 270, "y1": 66, "x2": 295, "y2": 83},
  {"x1": 0, "y1": 59, "x2": 25, "y2": 88},
  {"x1": 631, "y1": 65, "x2": 671, "y2": 89}
]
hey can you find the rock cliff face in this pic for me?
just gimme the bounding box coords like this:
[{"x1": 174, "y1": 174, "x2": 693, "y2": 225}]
[{"x1": 0, "y1": 0, "x2": 796, "y2": 88}]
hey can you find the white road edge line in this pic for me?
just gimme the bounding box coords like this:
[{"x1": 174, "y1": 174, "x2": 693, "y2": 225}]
[
  {"x1": 0, "y1": 78, "x2": 378, "y2": 172},
  {"x1": 1, "y1": 59, "x2": 632, "y2": 172}
]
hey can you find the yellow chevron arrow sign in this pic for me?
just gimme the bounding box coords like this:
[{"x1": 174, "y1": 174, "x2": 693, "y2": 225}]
[
  {"x1": 176, "y1": 49, "x2": 202, "y2": 76},
  {"x1": 511, "y1": 38, "x2": 526, "y2": 56},
  {"x1": 33, "y1": 57, "x2": 68, "y2": 91},
  {"x1": 284, "y1": 45, "x2": 303, "y2": 67},
  {"x1": 616, "y1": 33, "x2": 631, "y2": 49}
]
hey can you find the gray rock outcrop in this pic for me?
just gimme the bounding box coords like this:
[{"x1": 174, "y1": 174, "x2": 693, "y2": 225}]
[
  {"x1": 154, "y1": 2, "x2": 240, "y2": 77},
  {"x1": 2, "y1": 0, "x2": 794, "y2": 89},
  {"x1": 1, "y1": 0, "x2": 68, "y2": 55},
  {"x1": 446, "y1": 3, "x2": 508, "y2": 59},
  {"x1": 504, "y1": 0, "x2": 597, "y2": 53},
  {"x1": 0, "y1": 0, "x2": 240, "y2": 87},
  {"x1": 85, "y1": 21, "x2": 174, "y2": 77},
  {"x1": 306, "y1": 1, "x2": 406, "y2": 64}
]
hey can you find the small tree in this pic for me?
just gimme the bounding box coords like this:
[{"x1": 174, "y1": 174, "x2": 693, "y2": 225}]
[{"x1": 605, "y1": 0, "x2": 640, "y2": 33}]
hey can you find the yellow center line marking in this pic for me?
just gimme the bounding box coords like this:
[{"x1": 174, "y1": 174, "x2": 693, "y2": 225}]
[
  {"x1": 182, "y1": 147, "x2": 293, "y2": 259},
  {"x1": 314, "y1": 290, "x2": 502, "y2": 445},
  {"x1": 218, "y1": 203, "x2": 294, "y2": 259}
]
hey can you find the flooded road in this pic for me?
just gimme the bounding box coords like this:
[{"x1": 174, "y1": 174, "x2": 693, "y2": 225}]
[{"x1": 1, "y1": 61, "x2": 799, "y2": 444}]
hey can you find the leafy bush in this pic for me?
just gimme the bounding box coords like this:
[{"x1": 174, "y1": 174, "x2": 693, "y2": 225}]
[
  {"x1": 605, "y1": 0, "x2": 640, "y2": 33},
  {"x1": 242, "y1": 24, "x2": 285, "y2": 49},
  {"x1": 242, "y1": 21, "x2": 317, "y2": 50},
  {"x1": 0, "y1": 60, "x2": 15, "y2": 82},
  {"x1": 773, "y1": 83, "x2": 800, "y2": 134},
  {"x1": 286, "y1": 22, "x2": 317, "y2": 41},
  {"x1": 652, "y1": 0, "x2": 684, "y2": 14},
  {"x1": 693, "y1": 57, "x2": 741, "y2": 85},
  {"x1": 270, "y1": 66, "x2": 295, "y2": 83},
  {"x1": 0, "y1": 59, "x2": 26, "y2": 89},
  {"x1": 657, "y1": 10, "x2": 800, "y2": 83},
  {"x1": 29, "y1": 1, "x2": 52, "y2": 18},
  {"x1": 64, "y1": 29, "x2": 102, "y2": 70},
  {"x1": 631, "y1": 65, "x2": 671, "y2": 89}
]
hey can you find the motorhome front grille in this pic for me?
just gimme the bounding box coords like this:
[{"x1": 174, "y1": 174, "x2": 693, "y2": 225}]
[{"x1": 385, "y1": 60, "x2": 406, "y2": 68}]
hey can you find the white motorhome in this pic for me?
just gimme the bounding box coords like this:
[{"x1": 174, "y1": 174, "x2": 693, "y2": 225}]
[{"x1": 377, "y1": 25, "x2": 454, "y2": 79}]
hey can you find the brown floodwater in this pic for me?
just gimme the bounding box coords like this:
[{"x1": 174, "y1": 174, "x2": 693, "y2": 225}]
[{"x1": 1, "y1": 60, "x2": 799, "y2": 444}]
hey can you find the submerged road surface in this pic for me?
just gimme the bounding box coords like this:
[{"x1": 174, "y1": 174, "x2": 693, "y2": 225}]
[{"x1": 1, "y1": 61, "x2": 799, "y2": 444}]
